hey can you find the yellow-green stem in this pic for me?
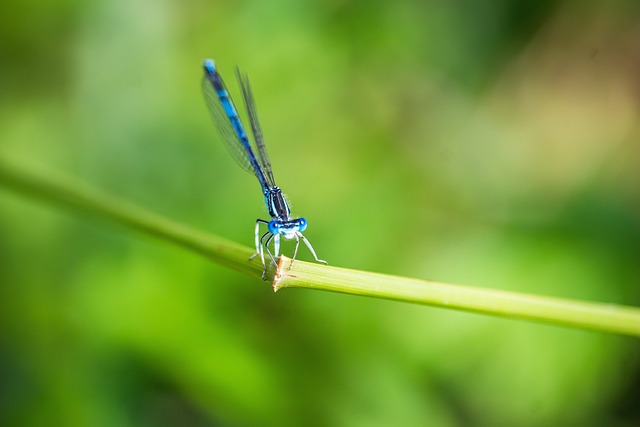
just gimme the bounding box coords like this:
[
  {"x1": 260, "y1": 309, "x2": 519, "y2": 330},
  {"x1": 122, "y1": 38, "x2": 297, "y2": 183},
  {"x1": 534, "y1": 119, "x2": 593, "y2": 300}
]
[{"x1": 1, "y1": 156, "x2": 639, "y2": 336}]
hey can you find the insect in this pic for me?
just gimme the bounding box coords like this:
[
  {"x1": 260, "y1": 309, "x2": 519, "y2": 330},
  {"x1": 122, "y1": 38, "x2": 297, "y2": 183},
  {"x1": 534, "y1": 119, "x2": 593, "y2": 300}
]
[{"x1": 202, "y1": 59, "x2": 326, "y2": 279}]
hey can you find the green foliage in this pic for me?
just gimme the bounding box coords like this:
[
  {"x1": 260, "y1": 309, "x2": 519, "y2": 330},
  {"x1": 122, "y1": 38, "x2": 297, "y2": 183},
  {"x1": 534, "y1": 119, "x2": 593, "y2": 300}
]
[{"x1": 2, "y1": 1, "x2": 640, "y2": 426}]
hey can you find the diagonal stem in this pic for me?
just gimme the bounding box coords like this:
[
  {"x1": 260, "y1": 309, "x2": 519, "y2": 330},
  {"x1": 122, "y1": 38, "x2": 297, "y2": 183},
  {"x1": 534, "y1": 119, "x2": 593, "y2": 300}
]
[{"x1": 2, "y1": 156, "x2": 639, "y2": 336}]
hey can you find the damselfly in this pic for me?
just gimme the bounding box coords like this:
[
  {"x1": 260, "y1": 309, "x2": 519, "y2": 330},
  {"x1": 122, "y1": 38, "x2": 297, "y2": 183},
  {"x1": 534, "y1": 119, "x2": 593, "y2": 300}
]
[{"x1": 202, "y1": 59, "x2": 326, "y2": 279}]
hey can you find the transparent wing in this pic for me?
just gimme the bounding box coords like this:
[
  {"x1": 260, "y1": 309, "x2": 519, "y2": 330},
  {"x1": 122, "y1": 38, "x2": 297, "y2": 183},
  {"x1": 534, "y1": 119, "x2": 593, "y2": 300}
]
[
  {"x1": 236, "y1": 68, "x2": 276, "y2": 186},
  {"x1": 201, "y1": 74, "x2": 255, "y2": 175}
]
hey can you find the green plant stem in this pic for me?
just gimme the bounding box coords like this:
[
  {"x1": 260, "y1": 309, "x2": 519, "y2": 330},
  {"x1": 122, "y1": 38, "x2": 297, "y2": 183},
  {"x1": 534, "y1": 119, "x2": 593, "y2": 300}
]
[
  {"x1": 2, "y1": 157, "x2": 639, "y2": 336},
  {"x1": 0, "y1": 157, "x2": 264, "y2": 278},
  {"x1": 274, "y1": 257, "x2": 640, "y2": 336}
]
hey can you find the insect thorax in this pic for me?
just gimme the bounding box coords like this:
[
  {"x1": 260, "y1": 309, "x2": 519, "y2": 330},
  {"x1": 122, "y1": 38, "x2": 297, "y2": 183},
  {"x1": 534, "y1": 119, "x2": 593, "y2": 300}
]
[{"x1": 265, "y1": 187, "x2": 290, "y2": 221}]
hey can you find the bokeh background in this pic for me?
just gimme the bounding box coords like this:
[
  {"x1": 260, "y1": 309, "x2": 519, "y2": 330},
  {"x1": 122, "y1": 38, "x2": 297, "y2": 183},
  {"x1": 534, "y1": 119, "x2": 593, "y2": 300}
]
[{"x1": 1, "y1": 0, "x2": 640, "y2": 426}]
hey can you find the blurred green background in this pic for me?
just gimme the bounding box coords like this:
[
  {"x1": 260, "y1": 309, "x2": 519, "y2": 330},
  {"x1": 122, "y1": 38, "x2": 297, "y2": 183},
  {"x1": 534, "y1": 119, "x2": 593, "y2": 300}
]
[{"x1": 1, "y1": 0, "x2": 640, "y2": 426}]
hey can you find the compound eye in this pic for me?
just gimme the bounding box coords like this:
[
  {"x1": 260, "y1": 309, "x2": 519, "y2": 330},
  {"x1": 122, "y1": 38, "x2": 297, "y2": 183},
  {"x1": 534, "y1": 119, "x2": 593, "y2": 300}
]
[
  {"x1": 268, "y1": 220, "x2": 280, "y2": 235},
  {"x1": 298, "y1": 217, "x2": 308, "y2": 232}
]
